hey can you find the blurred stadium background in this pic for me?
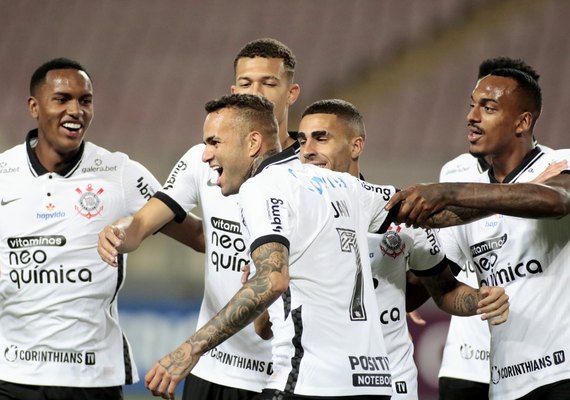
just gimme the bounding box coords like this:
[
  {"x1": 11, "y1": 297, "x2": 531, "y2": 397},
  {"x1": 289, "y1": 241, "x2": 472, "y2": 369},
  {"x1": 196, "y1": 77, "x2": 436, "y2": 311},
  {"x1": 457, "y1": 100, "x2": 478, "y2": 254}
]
[{"x1": 1, "y1": 0, "x2": 568, "y2": 398}]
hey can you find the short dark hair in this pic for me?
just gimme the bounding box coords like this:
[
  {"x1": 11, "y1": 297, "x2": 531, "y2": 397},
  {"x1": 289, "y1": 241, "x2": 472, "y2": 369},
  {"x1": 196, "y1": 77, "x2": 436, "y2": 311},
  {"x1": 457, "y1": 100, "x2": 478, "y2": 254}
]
[
  {"x1": 478, "y1": 57, "x2": 539, "y2": 81},
  {"x1": 205, "y1": 93, "x2": 278, "y2": 139},
  {"x1": 490, "y1": 68, "x2": 542, "y2": 125},
  {"x1": 302, "y1": 99, "x2": 366, "y2": 139},
  {"x1": 30, "y1": 57, "x2": 91, "y2": 96},
  {"x1": 233, "y1": 38, "x2": 296, "y2": 81}
]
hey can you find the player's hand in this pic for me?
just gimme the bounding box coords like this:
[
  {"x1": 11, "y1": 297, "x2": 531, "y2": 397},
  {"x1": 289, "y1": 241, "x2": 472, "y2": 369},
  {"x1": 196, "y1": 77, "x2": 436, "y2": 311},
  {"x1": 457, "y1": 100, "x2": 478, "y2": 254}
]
[
  {"x1": 407, "y1": 310, "x2": 426, "y2": 326},
  {"x1": 97, "y1": 224, "x2": 126, "y2": 267},
  {"x1": 532, "y1": 160, "x2": 568, "y2": 183},
  {"x1": 477, "y1": 286, "x2": 509, "y2": 325},
  {"x1": 145, "y1": 342, "x2": 198, "y2": 399},
  {"x1": 385, "y1": 183, "x2": 449, "y2": 227}
]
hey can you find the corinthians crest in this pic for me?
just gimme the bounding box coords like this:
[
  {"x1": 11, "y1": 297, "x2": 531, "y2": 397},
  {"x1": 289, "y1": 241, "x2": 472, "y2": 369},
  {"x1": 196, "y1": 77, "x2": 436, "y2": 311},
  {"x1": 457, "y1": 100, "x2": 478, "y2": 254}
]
[
  {"x1": 75, "y1": 184, "x2": 104, "y2": 219},
  {"x1": 380, "y1": 225, "x2": 405, "y2": 258}
]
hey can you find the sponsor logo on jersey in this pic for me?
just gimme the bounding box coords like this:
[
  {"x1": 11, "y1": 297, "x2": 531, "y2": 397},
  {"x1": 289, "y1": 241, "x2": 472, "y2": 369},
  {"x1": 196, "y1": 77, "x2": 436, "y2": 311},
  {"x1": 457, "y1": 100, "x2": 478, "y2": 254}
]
[
  {"x1": 470, "y1": 234, "x2": 507, "y2": 257},
  {"x1": 380, "y1": 225, "x2": 405, "y2": 258},
  {"x1": 3, "y1": 345, "x2": 95, "y2": 365},
  {"x1": 9, "y1": 265, "x2": 93, "y2": 289},
  {"x1": 211, "y1": 217, "x2": 241, "y2": 234},
  {"x1": 360, "y1": 180, "x2": 392, "y2": 200},
  {"x1": 425, "y1": 228, "x2": 441, "y2": 255},
  {"x1": 477, "y1": 258, "x2": 543, "y2": 286},
  {"x1": 395, "y1": 381, "x2": 408, "y2": 394},
  {"x1": 210, "y1": 217, "x2": 249, "y2": 273},
  {"x1": 0, "y1": 197, "x2": 21, "y2": 206},
  {"x1": 163, "y1": 160, "x2": 187, "y2": 190},
  {"x1": 37, "y1": 203, "x2": 66, "y2": 220},
  {"x1": 266, "y1": 198, "x2": 284, "y2": 233},
  {"x1": 136, "y1": 176, "x2": 153, "y2": 201},
  {"x1": 491, "y1": 351, "x2": 565, "y2": 385},
  {"x1": 379, "y1": 306, "x2": 401, "y2": 325},
  {"x1": 80, "y1": 158, "x2": 117, "y2": 173},
  {"x1": 290, "y1": 168, "x2": 349, "y2": 195},
  {"x1": 471, "y1": 234, "x2": 544, "y2": 286},
  {"x1": 206, "y1": 347, "x2": 271, "y2": 374},
  {"x1": 75, "y1": 184, "x2": 104, "y2": 219},
  {"x1": 459, "y1": 343, "x2": 489, "y2": 361},
  {"x1": 349, "y1": 355, "x2": 391, "y2": 387},
  {"x1": 8, "y1": 235, "x2": 66, "y2": 248},
  {"x1": 0, "y1": 161, "x2": 20, "y2": 174}
]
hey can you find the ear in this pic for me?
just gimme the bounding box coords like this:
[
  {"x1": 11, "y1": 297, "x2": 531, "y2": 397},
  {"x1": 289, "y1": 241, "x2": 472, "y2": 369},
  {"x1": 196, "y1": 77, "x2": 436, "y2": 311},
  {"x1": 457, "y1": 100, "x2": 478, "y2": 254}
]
[
  {"x1": 351, "y1": 136, "x2": 365, "y2": 160},
  {"x1": 28, "y1": 96, "x2": 39, "y2": 119},
  {"x1": 287, "y1": 83, "x2": 301, "y2": 106},
  {"x1": 515, "y1": 111, "x2": 533, "y2": 137},
  {"x1": 230, "y1": 85, "x2": 237, "y2": 94},
  {"x1": 247, "y1": 130, "x2": 263, "y2": 157}
]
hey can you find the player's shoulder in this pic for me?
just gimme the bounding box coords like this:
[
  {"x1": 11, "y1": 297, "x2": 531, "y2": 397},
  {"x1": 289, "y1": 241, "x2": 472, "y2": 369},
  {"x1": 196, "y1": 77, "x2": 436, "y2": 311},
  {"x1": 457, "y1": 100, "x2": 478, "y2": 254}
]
[
  {"x1": 543, "y1": 146, "x2": 570, "y2": 158},
  {"x1": 181, "y1": 143, "x2": 206, "y2": 159},
  {"x1": 440, "y1": 152, "x2": 484, "y2": 182},
  {"x1": 82, "y1": 141, "x2": 148, "y2": 172},
  {"x1": 0, "y1": 142, "x2": 25, "y2": 161}
]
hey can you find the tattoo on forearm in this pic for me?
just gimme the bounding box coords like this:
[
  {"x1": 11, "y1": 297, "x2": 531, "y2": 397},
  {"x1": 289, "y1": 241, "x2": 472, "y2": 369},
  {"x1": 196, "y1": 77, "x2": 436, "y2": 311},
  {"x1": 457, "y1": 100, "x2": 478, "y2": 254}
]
[
  {"x1": 421, "y1": 275, "x2": 481, "y2": 316},
  {"x1": 189, "y1": 242, "x2": 287, "y2": 354},
  {"x1": 452, "y1": 289, "x2": 480, "y2": 315}
]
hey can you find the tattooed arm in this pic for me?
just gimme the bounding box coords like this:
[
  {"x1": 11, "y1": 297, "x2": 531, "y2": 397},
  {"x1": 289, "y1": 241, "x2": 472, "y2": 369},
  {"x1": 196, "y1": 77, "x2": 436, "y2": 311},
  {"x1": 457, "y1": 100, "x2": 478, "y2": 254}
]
[
  {"x1": 144, "y1": 242, "x2": 289, "y2": 399},
  {"x1": 386, "y1": 176, "x2": 570, "y2": 228},
  {"x1": 417, "y1": 264, "x2": 509, "y2": 325}
]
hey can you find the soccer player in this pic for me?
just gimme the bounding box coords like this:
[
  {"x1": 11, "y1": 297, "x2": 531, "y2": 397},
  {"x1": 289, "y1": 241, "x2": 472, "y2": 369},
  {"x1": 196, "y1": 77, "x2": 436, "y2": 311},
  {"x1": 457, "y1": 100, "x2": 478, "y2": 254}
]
[
  {"x1": 144, "y1": 93, "x2": 509, "y2": 400},
  {"x1": 0, "y1": 58, "x2": 164, "y2": 400},
  {"x1": 98, "y1": 38, "x2": 301, "y2": 400},
  {"x1": 437, "y1": 56, "x2": 545, "y2": 400},
  {"x1": 387, "y1": 68, "x2": 570, "y2": 400},
  {"x1": 296, "y1": 98, "x2": 509, "y2": 400}
]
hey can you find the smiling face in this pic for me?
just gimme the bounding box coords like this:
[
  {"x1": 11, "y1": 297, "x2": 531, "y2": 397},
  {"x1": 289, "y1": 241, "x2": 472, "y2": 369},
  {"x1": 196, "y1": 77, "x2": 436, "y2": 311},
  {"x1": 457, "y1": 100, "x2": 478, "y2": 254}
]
[
  {"x1": 28, "y1": 68, "x2": 93, "y2": 162},
  {"x1": 201, "y1": 108, "x2": 254, "y2": 196},
  {"x1": 466, "y1": 74, "x2": 526, "y2": 160},
  {"x1": 297, "y1": 113, "x2": 363, "y2": 177}
]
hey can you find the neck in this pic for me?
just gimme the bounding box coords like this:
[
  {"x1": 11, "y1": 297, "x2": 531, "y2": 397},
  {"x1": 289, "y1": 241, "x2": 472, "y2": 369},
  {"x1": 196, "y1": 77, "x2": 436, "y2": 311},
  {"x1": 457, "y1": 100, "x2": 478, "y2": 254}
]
[
  {"x1": 247, "y1": 146, "x2": 281, "y2": 178},
  {"x1": 489, "y1": 144, "x2": 534, "y2": 183},
  {"x1": 279, "y1": 125, "x2": 294, "y2": 149}
]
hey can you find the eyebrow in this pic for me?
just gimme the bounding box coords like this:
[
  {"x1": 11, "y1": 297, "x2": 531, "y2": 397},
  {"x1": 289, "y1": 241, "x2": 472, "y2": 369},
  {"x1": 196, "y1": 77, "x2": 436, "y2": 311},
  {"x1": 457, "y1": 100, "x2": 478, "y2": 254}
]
[
  {"x1": 237, "y1": 75, "x2": 280, "y2": 81},
  {"x1": 472, "y1": 95, "x2": 499, "y2": 105},
  {"x1": 203, "y1": 136, "x2": 217, "y2": 145}
]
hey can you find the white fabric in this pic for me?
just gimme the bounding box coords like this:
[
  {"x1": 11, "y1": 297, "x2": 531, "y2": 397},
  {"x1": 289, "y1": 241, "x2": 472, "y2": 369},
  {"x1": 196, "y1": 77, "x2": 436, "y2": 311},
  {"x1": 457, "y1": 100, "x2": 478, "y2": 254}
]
[
  {"x1": 369, "y1": 224, "x2": 444, "y2": 399},
  {"x1": 239, "y1": 161, "x2": 396, "y2": 397},
  {"x1": 0, "y1": 139, "x2": 159, "y2": 387},
  {"x1": 439, "y1": 148, "x2": 570, "y2": 399},
  {"x1": 438, "y1": 152, "x2": 491, "y2": 384}
]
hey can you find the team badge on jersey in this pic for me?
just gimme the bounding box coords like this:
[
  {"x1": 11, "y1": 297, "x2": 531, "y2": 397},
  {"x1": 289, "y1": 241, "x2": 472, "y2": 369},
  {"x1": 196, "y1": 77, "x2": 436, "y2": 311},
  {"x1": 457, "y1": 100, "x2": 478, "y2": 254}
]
[
  {"x1": 75, "y1": 184, "x2": 104, "y2": 219},
  {"x1": 380, "y1": 225, "x2": 405, "y2": 258}
]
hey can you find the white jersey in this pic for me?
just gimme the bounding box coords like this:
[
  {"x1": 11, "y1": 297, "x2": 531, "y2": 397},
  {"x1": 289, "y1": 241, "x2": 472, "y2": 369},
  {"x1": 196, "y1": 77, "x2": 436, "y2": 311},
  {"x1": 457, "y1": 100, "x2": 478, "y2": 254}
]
[
  {"x1": 238, "y1": 153, "x2": 397, "y2": 397},
  {"x1": 0, "y1": 130, "x2": 159, "y2": 387},
  {"x1": 368, "y1": 224, "x2": 445, "y2": 399},
  {"x1": 438, "y1": 152, "x2": 491, "y2": 384},
  {"x1": 439, "y1": 147, "x2": 570, "y2": 399},
  {"x1": 156, "y1": 143, "x2": 279, "y2": 391}
]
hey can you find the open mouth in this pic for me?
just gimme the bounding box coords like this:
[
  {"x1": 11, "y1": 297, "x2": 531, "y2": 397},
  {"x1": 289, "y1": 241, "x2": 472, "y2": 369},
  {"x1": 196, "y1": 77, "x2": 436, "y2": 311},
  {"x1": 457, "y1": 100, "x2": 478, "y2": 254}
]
[
  {"x1": 61, "y1": 121, "x2": 83, "y2": 136},
  {"x1": 467, "y1": 126, "x2": 483, "y2": 143},
  {"x1": 208, "y1": 166, "x2": 223, "y2": 186}
]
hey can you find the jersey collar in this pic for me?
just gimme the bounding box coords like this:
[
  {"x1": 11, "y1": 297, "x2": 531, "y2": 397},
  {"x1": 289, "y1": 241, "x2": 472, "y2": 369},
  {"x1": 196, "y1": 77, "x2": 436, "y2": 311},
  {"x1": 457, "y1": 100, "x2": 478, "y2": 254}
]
[
  {"x1": 488, "y1": 146, "x2": 544, "y2": 183},
  {"x1": 26, "y1": 129, "x2": 85, "y2": 177}
]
